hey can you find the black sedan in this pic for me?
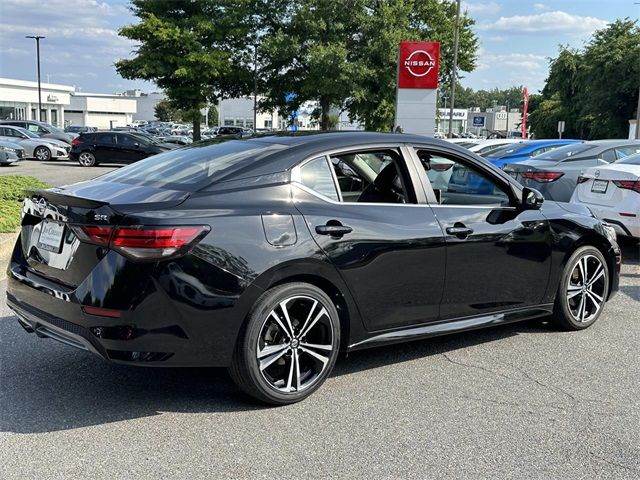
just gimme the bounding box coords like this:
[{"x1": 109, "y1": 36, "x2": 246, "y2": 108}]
[
  {"x1": 6, "y1": 132, "x2": 621, "y2": 404},
  {"x1": 70, "y1": 131, "x2": 173, "y2": 166}
]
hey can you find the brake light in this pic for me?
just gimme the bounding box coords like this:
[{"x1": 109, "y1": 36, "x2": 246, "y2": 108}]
[
  {"x1": 72, "y1": 225, "x2": 113, "y2": 246},
  {"x1": 71, "y1": 137, "x2": 83, "y2": 146},
  {"x1": 576, "y1": 176, "x2": 589, "y2": 184},
  {"x1": 71, "y1": 225, "x2": 209, "y2": 261},
  {"x1": 431, "y1": 163, "x2": 453, "y2": 172},
  {"x1": 612, "y1": 180, "x2": 640, "y2": 193},
  {"x1": 521, "y1": 171, "x2": 564, "y2": 183}
]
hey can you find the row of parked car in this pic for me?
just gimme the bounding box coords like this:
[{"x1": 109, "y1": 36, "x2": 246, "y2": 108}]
[
  {"x1": 0, "y1": 120, "x2": 76, "y2": 164},
  {"x1": 448, "y1": 137, "x2": 640, "y2": 239}
]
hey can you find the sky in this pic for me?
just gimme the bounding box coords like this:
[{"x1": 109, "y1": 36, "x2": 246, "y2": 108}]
[{"x1": 0, "y1": 0, "x2": 636, "y2": 96}]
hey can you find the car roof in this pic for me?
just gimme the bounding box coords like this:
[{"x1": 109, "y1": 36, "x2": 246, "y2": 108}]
[{"x1": 192, "y1": 131, "x2": 470, "y2": 182}]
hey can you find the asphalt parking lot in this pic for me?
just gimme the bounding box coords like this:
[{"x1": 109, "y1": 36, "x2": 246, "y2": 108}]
[
  {"x1": 0, "y1": 159, "x2": 118, "y2": 186},
  {"x1": 1, "y1": 160, "x2": 639, "y2": 478}
]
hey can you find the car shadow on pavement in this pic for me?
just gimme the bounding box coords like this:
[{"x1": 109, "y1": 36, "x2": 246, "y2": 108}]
[{"x1": 0, "y1": 314, "x2": 551, "y2": 434}]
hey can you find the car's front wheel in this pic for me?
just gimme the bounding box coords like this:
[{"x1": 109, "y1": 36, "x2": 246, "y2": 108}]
[
  {"x1": 78, "y1": 152, "x2": 96, "y2": 167},
  {"x1": 552, "y1": 246, "x2": 609, "y2": 330},
  {"x1": 229, "y1": 282, "x2": 340, "y2": 405},
  {"x1": 33, "y1": 146, "x2": 51, "y2": 161}
]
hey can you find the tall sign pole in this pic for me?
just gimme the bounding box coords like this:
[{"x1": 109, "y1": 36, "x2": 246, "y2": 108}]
[
  {"x1": 522, "y1": 87, "x2": 529, "y2": 138},
  {"x1": 447, "y1": 0, "x2": 461, "y2": 138},
  {"x1": 26, "y1": 35, "x2": 45, "y2": 121}
]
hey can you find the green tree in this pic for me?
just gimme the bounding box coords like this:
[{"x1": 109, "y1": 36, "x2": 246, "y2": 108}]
[
  {"x1": 529, "y1": 20, "x2": 640, "y2": 139},
  {"x1": 116, "y1": 0, "x2": 253, "y2": 140},
  {"x1": 348, "y1": 0, "x2": 478, "y2": 131},
  {"x1": 154, "y1": 99, "x2": 180, "y2": 122},
  {"x1": 259, "y1": 0, "x2": 365, "y2": 130}
]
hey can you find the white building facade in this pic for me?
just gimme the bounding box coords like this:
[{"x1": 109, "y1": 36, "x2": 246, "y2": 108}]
[
  {"x1": 65, "y1": 93, "x2": 137, "y2": 129},
  {"x1": 0, "y1": 77, "x2": 73, "y2": 127}
]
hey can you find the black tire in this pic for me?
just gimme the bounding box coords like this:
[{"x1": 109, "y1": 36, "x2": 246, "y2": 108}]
[
  {"x1": 78, "y1": 151, "x2": 96, "y2": 167},
  {"x1": 229, "y1": 282, "x2": 341, "y2": 405},
  {"x1": 33, "y1": 146, "x2": 51, "y2": 161},
  {"x1": 551, "y1": 246, "x2": 609, "y2": 330}
]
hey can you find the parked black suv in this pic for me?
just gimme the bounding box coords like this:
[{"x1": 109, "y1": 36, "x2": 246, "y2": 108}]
[{"x1": 70, "y1": 132, "x2": 172, "y2": 167}]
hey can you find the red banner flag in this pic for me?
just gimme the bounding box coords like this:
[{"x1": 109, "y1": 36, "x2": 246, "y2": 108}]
[{"x1": 522, "y1": 87, "x2": 529, "y2": 139}]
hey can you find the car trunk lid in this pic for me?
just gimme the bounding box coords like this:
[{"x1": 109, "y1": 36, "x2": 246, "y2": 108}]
[
  {"x1": 18, "y1": 180, "x2": 190, "y2": 287},
  {"x1": 574, "y1": 165, "x2": 640, "y2": 207}
]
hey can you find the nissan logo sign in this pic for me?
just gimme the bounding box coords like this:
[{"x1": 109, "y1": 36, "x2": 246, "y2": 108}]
[{"x1": 403, "y1": 50, "x2": 436, "y2": 77}]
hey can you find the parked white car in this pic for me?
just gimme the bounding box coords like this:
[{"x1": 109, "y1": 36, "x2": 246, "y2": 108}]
[
  {"x1": 0, "y1": 125, "x2": 70, "y2": 160},
  {"x1": 468, "y1": 139, "x2": 523, "y2": 157},
  {"x1": 570, "y1": 153, "x2": 640, "y2": 238}
]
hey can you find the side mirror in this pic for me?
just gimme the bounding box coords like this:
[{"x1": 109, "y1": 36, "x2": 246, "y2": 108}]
[
  {"x1": 133, "y1": 142, "x2": 140, "y2": 148},
  {"x1": 522, "y1": 187, "x2": 544, "y2": 210}
]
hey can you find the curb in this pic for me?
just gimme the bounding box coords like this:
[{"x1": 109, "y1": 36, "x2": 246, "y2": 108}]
[{"x1": 0, "y1": 230, "x2": 19, "y2": 281}]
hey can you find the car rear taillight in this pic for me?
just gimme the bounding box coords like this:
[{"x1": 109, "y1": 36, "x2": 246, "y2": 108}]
[
  {"x1": 71, "y1": 137, "x2": 83, "y2": 146},
  {"x1": 431, "y1": 163, "x2": 454, "y2": 172},
  {"x1": 612, "y1": 180, "x2": 640, "y2": 193},
  {"x1": 71, "y1": 225, "x2": 209, "y2": 261},
  {"x1": 521, "y1": 171, "x2": 564, "y2": 183},
  {"x1": 576, "y1": 176, "x2": 589, "y2": 184}
]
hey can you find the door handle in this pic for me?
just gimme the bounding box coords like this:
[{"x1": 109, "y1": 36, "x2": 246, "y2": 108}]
[
  {"x1": 446, "y1": 225, "x2": 474, "y2": 237},
  {"x1": 316, "y1": 223, "x2": 353, "y2": 237}
]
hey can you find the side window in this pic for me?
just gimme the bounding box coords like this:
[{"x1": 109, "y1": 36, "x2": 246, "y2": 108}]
[
  {"x1": 329, "y1": 150, "x2": 412, "y2": 204},
  {"x1": 95, "y1": 133, "x2": 115, "y2": 144},
  {"x1": 416, "y1": 149, "x2": 511, "y2": 206},
  {"x1": 117, "y1": 134, "x2": 138, "y2": 146},
  {"x1": 600, "y1": 149, "x2": 617, "y2": 163},
  {"x1": 37, "y1": 125, "x2": 49, "y2": 134},
  {"x1": 299, "y1": 157, "x2": 339, "y2": 201},
  {"x1": 27, "y1": 124, "x2": 39, "y2": 133}
]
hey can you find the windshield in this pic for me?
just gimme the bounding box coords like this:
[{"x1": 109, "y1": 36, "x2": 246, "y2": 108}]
[
  {"x1": 617, "y1": 153, "x2": 640, "y2": 165},
  {"x1": 15, "y1": 127, "x2": 39, "y2": 139},
  {"x1": 475, "y1": 143, "x2": 518, "y2": 156},
  {"x1": 131, "y1": 132, "x2": 159, "y2": 144},
  {"x1": 536, "y1": 143, "x2": 595, "y2": 161},
  {"x1": 485, "y1": 143, "x2": 531, "y2": 158},
  {"x1": 98, "y1": 140, "x2": 286, "y2": 191}
]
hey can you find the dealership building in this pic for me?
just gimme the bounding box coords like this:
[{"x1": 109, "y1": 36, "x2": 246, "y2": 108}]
[
  {"x1": 0, "y1": 77, "x2": 74, "y2": 127},
  {"x1": 0, "y1": 77, "x2": 137, "y2": 129}
]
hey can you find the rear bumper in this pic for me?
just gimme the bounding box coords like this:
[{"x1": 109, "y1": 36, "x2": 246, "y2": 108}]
[{"x1": 5, "y1": 248, "x2": 252, "y2": 367}]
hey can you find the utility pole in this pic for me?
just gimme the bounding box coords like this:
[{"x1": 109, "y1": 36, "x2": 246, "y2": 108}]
[
  {"x1": 26, "y1": 35, "x2": 45, "y2": 121},
  {"x1": 253, "y1": 44, "x2": 258, "y2": 131},
  {"x1": 635, "y1": 85, "x2": 640, "y2": 139},
  {"x1": 447, "y1": 0, "x2": 461, "y2": 138},
  {"x1": 505, "y1": 101, "x2": 509, "y2": 138}
]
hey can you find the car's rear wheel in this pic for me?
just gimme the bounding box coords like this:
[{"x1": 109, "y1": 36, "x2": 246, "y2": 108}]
[
  {"x1": 229, "y1": 282, "x2": 340, "y2": 405},
  {"x1": 34, "y1": 146, "x2": 51, "y2": 161},
  {"x1": 78, "y1": 152, "x2": 96, "y2": 167},
  {"x1": 552, "y1": 246, "x2": 609, "y2": 330}
]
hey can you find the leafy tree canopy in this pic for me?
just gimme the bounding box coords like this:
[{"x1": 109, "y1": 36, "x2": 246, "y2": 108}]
[{"x1": 529, "y1": 19, "x2": 640, "y2": 139}]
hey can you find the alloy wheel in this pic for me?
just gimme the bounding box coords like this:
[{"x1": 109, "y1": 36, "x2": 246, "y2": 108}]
[
  {"x1": 256, "y1": 295, "x2": 335, "y2": 393},
  {"x1": 34, "y1": 147, "x2": 50, "y2": 161},
  {"x1": 78, "y1": 152, "x2": 95, "y2": 166},
  {"x1": 566, "y1": 254, "x2": 607, "y2": 322}
]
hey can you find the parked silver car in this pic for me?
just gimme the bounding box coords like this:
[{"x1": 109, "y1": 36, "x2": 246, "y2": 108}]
[
  {"x1": 0, "y1": 139, "x2": 25, "y2": 165},
  {"x1": 0, "y1": 125, "x2": 70, "y2": 160},
  {"x1": 503, "y1": 140, "x2": 640, "y2": 201},
  {"x1": 0, "y1": 120, "x2": 77, "y2": 144}
]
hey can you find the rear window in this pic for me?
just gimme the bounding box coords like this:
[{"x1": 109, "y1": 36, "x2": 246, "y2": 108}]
[
  {"x1": 98, "y1": 140, "x2": 286, "y2": 191},
  {"x1": 617, "y1": 153, "x2": 640, "y2": 165},
  {"x1": 536, "y1": 143, "x2": 595, "y2": 161}
]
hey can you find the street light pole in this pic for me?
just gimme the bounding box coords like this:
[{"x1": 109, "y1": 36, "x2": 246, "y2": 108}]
[
  {"x1": 26, "y1": 35, "x2": 45, "y2": 121},
  {"x1": 447, "y1": 0, "x2": 461, "y2": 138},
  {"x1": 253, "y1": 44, "x2": 258, "y2": 131}
]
